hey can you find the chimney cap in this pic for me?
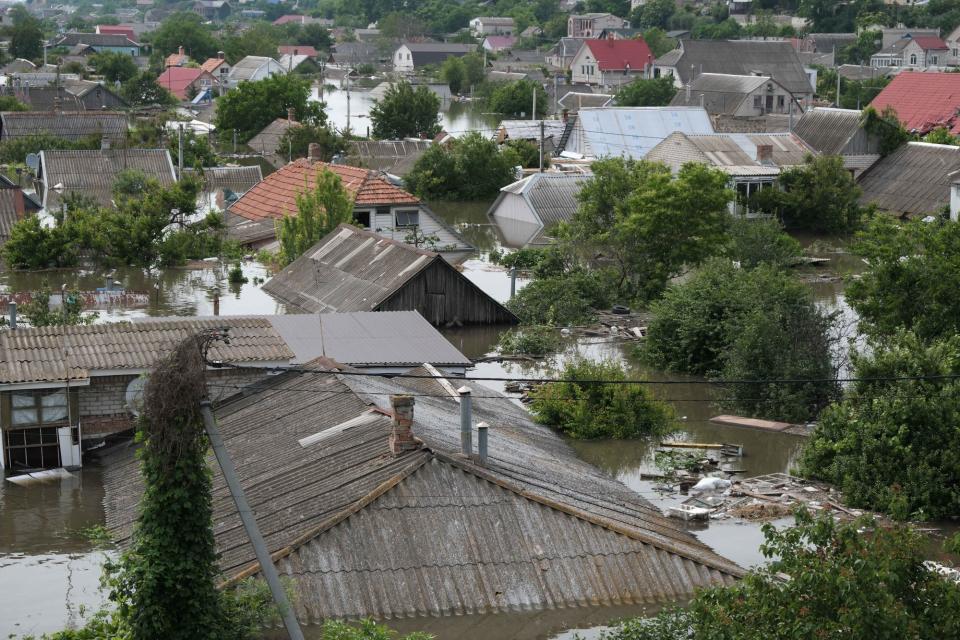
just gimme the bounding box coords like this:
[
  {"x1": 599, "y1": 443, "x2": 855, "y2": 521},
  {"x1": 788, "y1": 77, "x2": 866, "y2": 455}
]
[{"x1": 457, "y1": 385, "x2": 471, "y2": 394}]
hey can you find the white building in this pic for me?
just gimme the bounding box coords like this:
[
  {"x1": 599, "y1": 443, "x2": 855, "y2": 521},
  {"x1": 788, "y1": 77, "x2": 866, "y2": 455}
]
[
  {"x1": 227, "y1": 56, "x2": 286, "y2": 88},
  {"x1": 469, "y1": 17, "x2": 515, "y2": 37}
]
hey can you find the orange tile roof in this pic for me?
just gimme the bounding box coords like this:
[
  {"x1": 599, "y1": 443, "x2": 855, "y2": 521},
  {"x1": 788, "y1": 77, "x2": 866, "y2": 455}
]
[
  {"x1": 229, "y1": 159, "x2": 421, "y2": 221},
  {"x1": 201, "y1": 57, "x2": 226, "y2": 73}
]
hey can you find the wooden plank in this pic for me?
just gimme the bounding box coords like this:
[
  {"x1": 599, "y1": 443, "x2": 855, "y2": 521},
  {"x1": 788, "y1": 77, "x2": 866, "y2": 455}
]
[
  {"x1": 422, "y1": 362, "x2": 461, "y2": 403},
  {"x1": 710, "y1": 414, "x2": 812, "y2": 437},
  {"x1": 660, "y1": 441, "x2": 724, "y2": 450}
]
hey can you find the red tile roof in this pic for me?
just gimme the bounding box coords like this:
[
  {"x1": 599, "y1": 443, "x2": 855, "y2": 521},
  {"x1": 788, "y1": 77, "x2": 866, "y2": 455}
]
[
  {"x1": 583, "y1": 37, "x2": 654, "y2": 72},
  {"x1": 156, "y1": 67, "x2": 212, "y2": 100},
  {"x1": 278, "y1": 45, "x2": 319, "y2": 57},
  {"x1": 201, "y1": 57, "x2": 227, "y2": 73},
  {"x1": 870, "y1": 72, "x2": 960, "y2": 135},
  {"x1": 229, "y1": 159, "x2": 421, "y2": 222},
  {"x1": 911, "y1": 35, "x2": 948, "y2": 50},
  {"x1": 273, "y1": 14, "x2": 306, "y2": 25},
  {"x1": 96, "y1": 25, "x2": 136, "y2": 41}
]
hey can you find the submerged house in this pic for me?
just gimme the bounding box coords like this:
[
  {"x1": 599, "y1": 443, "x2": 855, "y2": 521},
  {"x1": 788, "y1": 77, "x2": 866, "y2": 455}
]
[
  {"x1": 226, "y1": 152, "x2": 472, "y2": 260},
  {"x1": 488, "y1": 173, "x2": 587, "y2": 247},
  {"x1": 263, "y1": 224, "x2": 517, "y2": 325},
  {"x1": 857, "y1": 141, "x2": 960, "y2": 219},
  {"x1": 792, "y1": 107, "x2": 883, "y2": 177},
  {"x1": 103, "y1": 364, "x2": 742, "y2": 626},
  {"x1": 183, "y1": 165, "x2": 263, "y2": 213}
]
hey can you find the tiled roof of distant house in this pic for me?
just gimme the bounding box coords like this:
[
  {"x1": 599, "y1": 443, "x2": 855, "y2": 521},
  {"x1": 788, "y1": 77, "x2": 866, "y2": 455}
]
[
  {"x1": 201, "y1": 57, "x2": 227, "y2": 73},
  {"x1": 582, "y1": 37, "x2": 654, "y2": 71},
  {"x1": 96, "y1": 25, "x2": 136, "y2": 41},
  {"x1": 278, "y1": 44, "x2": 319, "y2": 57},
  {"x1": 272, "y1": 14, "x2": 307, "y2": 25},
  {"x1": 156, "y1": 67, "x2": 211, "y2": 100},
  {"x1": 911, "y1": 35, "x2": 948, "y2": 50},
  {"x1": 869, "y1": 71, "x2": 960, "y2": 135}
]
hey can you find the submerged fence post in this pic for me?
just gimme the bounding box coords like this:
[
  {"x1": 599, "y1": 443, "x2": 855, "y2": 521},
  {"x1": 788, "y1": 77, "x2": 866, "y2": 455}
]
[
  {"x1": 199, "y1": 401, "x2": 305, "y2": 640},
  {"x1": 510, "y1": 267, "x2": 517, "y2": 298}
]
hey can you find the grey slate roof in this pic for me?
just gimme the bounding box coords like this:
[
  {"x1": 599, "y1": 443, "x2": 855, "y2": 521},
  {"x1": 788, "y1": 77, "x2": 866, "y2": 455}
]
[
  {"x1": 345, "y1": 139, "x2": 432, "y2": 176},
  {"x1": 489, "y1": 173, "x2": 587, "y2": 245},
  {"x1": 646, "y1": 132, "x2": 814, "y2": 176},
  {"x1": 0, "y1": 110, "x2": 128, "y2": 143},
  {"x1": 792, "y1": 107, "x2": 879, "y2": 156},
  {"x1": 657, "y1": 40, "x2": 812, "y2": 96},
  {"x1": 858, "y1": 141, "x2": 960, "y2": 218},
  {"x1": 40, "y1": 148, "x2": 176, "y2": 210},
  {"x1": 102, "y1": 365, "x2": 742, "y2": 622},
  {"x1": 557, "y1": 92, "x2": 613, "y2": 111},
  {"x1": 400, "y1": 42, "x2": 476, "y2": 67},
  {"x1": 668, "y1": 74, "x2": 797, "y2": 116},
  {"x1": 183, "y1": 165, "x2": 263, "y2": 193},
  {"x1": 268, "y1": 311, "x2": 471, "y2": 367},
  {"x1": 51, "y1": 32, "x2": 141, "y2": 48},
  {"x1": 246, "y1": 117, "x2": 297, "y2": 157}
]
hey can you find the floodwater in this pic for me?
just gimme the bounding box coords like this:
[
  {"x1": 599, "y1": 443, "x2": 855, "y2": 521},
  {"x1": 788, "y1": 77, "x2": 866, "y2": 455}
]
[{"x1": 0, "y1": 223, "x2": 914, "y2": 639}]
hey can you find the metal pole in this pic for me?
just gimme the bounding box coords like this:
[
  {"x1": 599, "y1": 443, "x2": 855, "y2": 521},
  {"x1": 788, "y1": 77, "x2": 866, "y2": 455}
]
[
  {"x1": 178, "y1": 124, "x2": 184, "y2": 178},
  {"x1": 510, "y1": 266, "x2": 517, "y2": 298},
  {"x1": 554, "y1": 74, "x2": 558, "y2": 114},
  {"x1": 539, "y1": 120, "x2": 544, "y2": 172},
  {"x1": 531, "y1": 85, "x2": 536, "y2": 121},
  {"x1": 836, "y1": 70, "x2": 841, "y2": 107},
  {"x1": 346, "y1": 73, "x2": 351, "y2": 136},
  {"x1": 233, "y1": 129, "x2": 237, "y2": 154},
  {"x1": 458, "y1": 386, "x2": 472, "y2": 456},
  {"x1": 199, "y1": 401, "x2": 305, "y2": 640}
]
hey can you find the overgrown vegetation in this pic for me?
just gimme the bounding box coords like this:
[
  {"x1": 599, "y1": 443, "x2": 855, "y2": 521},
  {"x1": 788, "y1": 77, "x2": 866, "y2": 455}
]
[
  {"x1": 0, "y1": 132, "x2": 102, "y2": 165},
  {"x1": 215, "y1": 74, "x2": 325, "y2": 143},
  {"x1": 370, "y1": 81, "x2": 441, "y2": 139},
  {"x1": 486, "y1": 79, "x2": 548, "y2": 118},
  {"x1": 18, "y1": 284, "x2": 98, "y2": 327},
  {"x1": 406, "y1": 132, "x2": 520, "y2": 201},
  {"x1": 595, "y1": 509, "x2": 960, "y2": 640},
  {"x1": 530, "y1": 359, "x2": 674, "y2": 439},
  {"x1": 642, "y1": 259, "x2": 839, "y2": 423},
  {"x1": 723, "y1": 216, "x2": 802, "y2": 269},
  {"x1": 497, "y1": 325, "x2": 562, "y2": 356},
  {"x1": 276, "y1": 168, "x2": 356, "y2": 266},
  {"x1": 614, "y1": 76, "x2": 677, "y2": 107}
]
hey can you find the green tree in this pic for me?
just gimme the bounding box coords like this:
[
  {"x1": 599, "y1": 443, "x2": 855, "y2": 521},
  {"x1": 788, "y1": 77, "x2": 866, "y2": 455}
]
[
  {"x1": 277, "y1": 169, "x2": 356, "y2": 265},
  {"x1": 504, "y1": 139, "x2": 549, "y2": 169},
  {"x1": 222, "y1": 22, "x2": 282, "y2": 64},
  {"x1": 631, "y1": 0, "x2": 676, "y2": 29},
  {"x1": 0, "y1": 96, "x2": 28, "y2": 111},
  {"x1": 923, "y1": 126, "x2": 958, "y2": 145},
  {"x1": 573, "y1": 158, "x2": 733, "y2": 301},
  {"x1": 642, "y1": 28, "x2": 676, "y2": 58},
  {"x1": 529, "y1": 359, "x2": 675, "y2": 439},
  {"x1": 3, "y1": 215, "x2": 78, "y2": 269},
  {"x1": 276, "y1": 123, "x2": 345, "y2": 162},
  {"x1": 0, "y1": 132, "x2": 102, "y2": 164},
  {"x1": 121, "y1": 71, "x2": 178, "y2": 107},
  {"x1": 723, "y1": 216, "x2": 802, "y2": 269},
  {"x1": 847, "y1": 216, "x2": 960, "y2": 342},
  {"x1": 462, "y1": 53, "x2": 486, "y2": 88},
  {"x1": 487, "y1": 79, "x2": 547, "y2": 118},
  {"x1": 369, "y1": 81, "x2": 441, "y2": 139},
  {"x1": 440, "y1": 56, "x2": 467, "y2": 94},
  {"x1": 643, "y1": 259, "x2": 839, "y2": 422},
  {"x1": 9, "y1": 7, "x2": 43, "y2": 61},
  {"x1": 297, "y1": 23, "x2": 333, "y2": 51},
  {"x1": 860, "y1": 105, "x2": 909, "y2": 156},
  {"x1": 801, "y1": 331, "x2": 960, "y2": 520},
  {"x1": 90, "y1": 51, "x2": 139, "y2": 83},
  {"x1": 168, "y1": 129, "x2": 219, "y2": 168},
  {"x1": 215, "y1": 74, "x2": 325, "y2": 143},
  {"x1": 147, "y1": 12, "x2": 220, "y2": 61},
  {"x1": 748, "y1": 155, "x2": 867, "y2": 233},
  {"x1": 599, "y1": 509, "x2": 960, "y2": 639},
  {"x1": 19, "y1": 283, "x2": 97, "y2": 327},
  {"x1": 614, "y1": 76, "x2": 677, "y2": 107},
  {"x1": 405, "y1": 131, "x2": 519, "y2": 201}
]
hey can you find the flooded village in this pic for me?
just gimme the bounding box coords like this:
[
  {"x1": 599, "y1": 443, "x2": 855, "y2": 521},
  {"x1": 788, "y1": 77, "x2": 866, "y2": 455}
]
[{"x1": 2, "y1": 1, "x2": 960, "y2": 639}]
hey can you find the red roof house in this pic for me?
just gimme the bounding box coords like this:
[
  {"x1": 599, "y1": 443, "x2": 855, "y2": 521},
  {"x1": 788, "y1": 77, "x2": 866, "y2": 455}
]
[
  {"x1": 156, "y1": 67, "x2": 218, "y2": 100},
  {"x1": 909, "y1": 35, "x2": 948, "y2": 52},
  {"x1": 570, "y1": 38, "x2": 655, "y2": 85},
  {"x1": 278, "y1": 45, "x2": 320, "y2": 58},
  {"x1": 96, "y1": 25, "x2": 136, "y2": 41},
  {"x1": 273, "y1": 14, "x2": 307, "y2": 25},
  {"x1": 870, "y1": 72, "x2": 960, "y2": 135}
]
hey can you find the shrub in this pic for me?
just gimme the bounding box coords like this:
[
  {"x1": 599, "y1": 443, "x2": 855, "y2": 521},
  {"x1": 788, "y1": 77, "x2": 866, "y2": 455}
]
[
  {"x1": 497, "y1": 325, "x2": 562, "y2": 356},
  {"x1": 724, "y1": 216, "x2": 802, "y2": 269},
  {"x1": 529, "y1": 359, "x2": 674, "y2": 439},
  {"x1": 506, "y1": 269, "x2": 616, "y2": 325},
  {"x1": 406, "y1": 132, "x2": 519, "y2": 201}
]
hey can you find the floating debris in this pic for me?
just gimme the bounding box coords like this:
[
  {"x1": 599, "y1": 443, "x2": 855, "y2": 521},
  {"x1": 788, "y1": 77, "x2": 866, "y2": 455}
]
[{"x1": 710, "y1": 414, "x2": 814, "y2": 437}]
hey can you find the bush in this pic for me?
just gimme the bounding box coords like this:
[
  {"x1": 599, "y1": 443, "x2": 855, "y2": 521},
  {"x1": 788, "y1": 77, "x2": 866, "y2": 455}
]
[
  {"x1": 800, "y1": 331, "x2": 960, "y2": 520},
  {"x1": 406, "y1": 132, "x2": 519, "y2": 201},
  {"x1": 0, "y1": 132, "x2": 101, "y2": 164},
  {"x1": 642, "y1": 259, "x2": 839, "y2": 422},
  {"x1": 724, "y1": 216, "x2": 802, "y2": 269},
  {"x1": 506, "y1": 269, "x2": 616, "y2": 325},
  {"x1": 529, "y1": 359, "x2": 674, "y2": 439},
  {"x1": 497, "y1": 325, "x2": 562, "y2": 356},
  {"x1": 487, "y1": 79, "x2": 547, "y2": 118},
  {"x1": 614, "y1": 76, "x2": 677, "y2": 107}
]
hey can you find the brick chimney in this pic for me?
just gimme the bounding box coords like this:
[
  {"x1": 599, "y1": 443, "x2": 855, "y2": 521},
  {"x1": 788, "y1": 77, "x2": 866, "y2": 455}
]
[
  {"x1": 287, "y1": 107, "x2": 296, "y2": 123},
  {"x1": 217, "y1": 50, "x2": 225, "y2": 60},
  {"x1": 756, "y1": 144, "x2": 774, "y2": 165},
  {"x1": 389, "y1": 395, "x2": 418, "y2": 455},
  {"x1": 308, "y1": 142, "x2": 322, "y2": 161},
  {"x1": 178, "y1": 45, "x2": 184, "y2": 57}
]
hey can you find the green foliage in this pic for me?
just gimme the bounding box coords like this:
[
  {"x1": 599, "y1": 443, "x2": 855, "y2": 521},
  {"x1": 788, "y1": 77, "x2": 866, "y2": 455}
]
[
  {"x1": 276, "y1": 123, "x2": 345, "y2": 162},
  {"x1": 9, "y1": 7, "x2": 43, "y2": 61},
  {"x1": 121, "y1": 71, "x2": 178, "y2": 107},
  {"x1": 369, "y1": 81, "x2": 441, "y2": 139},
  {"x1": 277, "y1": 169, "x2": 356, "y2": 266},
  {"x1": 923, "y1": 126, "x2": 959, "y2": 145},
  {"x1": 461, "y1": 53, "x2": 486, "y2": 88},
  {"x1": 440, "y1": 56, "x2": 467, "y2": 94},
  {"x1": 572, "y1": 158, "x2": 733, "y2": 302},
  {"x1": 223, "y1": 22, "x2": 282, "y2": 63},
  {"x1": 215, "y1": 74, "x2": 325, "y2": 143},
  {"x1": 0, "y1": 132, "x2": 101, "y2": 165},
  {"x1": 861, "y1": 105, "x2": 910, "y2": 156},
  {"x1": 0, "y1": 95, "x2": 28, "y2": 111},
  {"x1": 748, "y1": 155, "x2": 868, "y2": 234},
  {"x1": 724, "y1": 216, "x2": 802, "y2": 269},
  {"x1": 228, "y1": 262, "x2": 248, "y2": 284},
  {"x1": 641, "y1": 28, "x2": 676, "y2": 58},
  {"x1": 813, "y1": 66, "x2": 890, "y2": 109},
  {"x1": 847, "y1": 217, "x2": 960, "y2": 342},
  {"x1": 487, "y1": 79, "x2": 547, "y2": 118},
  {"x1": 503, "y1": 138, "x2": 548, "y2": 169},
  {"x1": 3, "y1": 215, "x2": 78, "y2": 269},
  {"x1": 488, "y1": 246, "x2": 552, "y2": 271},
  {"x1": 168, "y1": 129, "x2": 219, "y2": 168},
  {"x1": 631, "y1": 0, "x2": 676, "y2": 29},
  {"x1": 319, "y1": 619, "x2": 433, "y2": 640},
  {"x1": 148, "y1": 12, "x2": 220, "y2": 61},
  {"x1": 406, "y1": 132, "x2": 519, "y2": 201},
  {"x1": 530, "y1": 359, "x2": 675, "y2": 439},
  {"x1": 599, "y1": 509, "x2": 960, "y2": 640},
  {"x1": 801, "y1": 331, "x2": 960, "y2": 520},
  {"x1": 19, "y1": 283, "x2": 98, "y2": 327},
  {"x1": 90, "y1": 51, "x2": 139, "y2": 83},
  {"x1": 614, "y1": 76, "x2": 678, "y2": 107},
  {"x1": 507, "y1": 267, "x2": 617, "y2": 325},
  {"x1": 497, "y1": 325, "x2": 562, "y2": 356},
  {"x1": 643, "y1": 259, "x2": 839, "y2": 422}
]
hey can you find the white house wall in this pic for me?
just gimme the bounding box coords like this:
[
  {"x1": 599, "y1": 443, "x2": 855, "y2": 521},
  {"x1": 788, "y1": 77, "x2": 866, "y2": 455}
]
[{"x1": 489, "y1": 193, "x2": 542, "y2": 247}]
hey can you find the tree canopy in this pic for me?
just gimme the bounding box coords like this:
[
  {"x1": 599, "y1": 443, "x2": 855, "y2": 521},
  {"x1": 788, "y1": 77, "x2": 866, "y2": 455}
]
[
  {"x1": 614, "y1": 76, "x2": 678, "y2": 107},
  {"x1": 214, "y1": 74, "x2": 325, "y2": 143},
  {"x1": 406, "y1": 131, "x2": 519, "y2": 200},
  {"x1": 277, "y1": 169, "x2": 356, "y2": 266},
  {"x1": 90, "y1": 51, "x2": 139, "y2": 83},
  {"x1": 487, "y1": 80, "x2": 547, "y2": 118},
  {"x1": 369, "y1": 81, "x2": 441, "y2": 139},
  {"x1": 147, "y1": 12, "x2": 220, "y2": 61},
  {"x1": 121, "y1": 71, "x2": 178, "y2": 107},
  {"x1": 9, "y1": 7, "x2": 43, "y2": 61}
]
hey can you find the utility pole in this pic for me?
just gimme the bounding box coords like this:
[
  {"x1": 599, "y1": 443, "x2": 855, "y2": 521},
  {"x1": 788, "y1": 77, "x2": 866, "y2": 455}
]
[
  {"x1": 836, "y1": 70, "x2": 841, "y2": 108},
  {"x1": 531, "y1": 85, "x2": 536, "y2": 121},
  {"x1": 346, "y1": 72, "x2": 351, "y2": 136},
  {"x1": 539, "y1": 120, "x2": 544, "y2": 172},
  {"x1": 199, "y1": 401, "x2": 305, "y2": 640},
  {"x1": 177, "y1": 123, "x2": 184, "y2": 178}
]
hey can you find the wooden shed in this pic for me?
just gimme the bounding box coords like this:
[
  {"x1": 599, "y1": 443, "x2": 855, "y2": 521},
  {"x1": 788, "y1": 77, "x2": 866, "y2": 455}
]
[{"x1": 263, "y1": 225, "x2": 518, "y2": 325}]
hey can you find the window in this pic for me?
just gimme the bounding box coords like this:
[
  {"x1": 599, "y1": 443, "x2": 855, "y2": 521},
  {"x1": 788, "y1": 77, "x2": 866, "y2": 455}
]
[
  {"x1": 777, "y1": 95, "x2": 785, "y2": 109},
  {"x1": 12, "y1": 390, "x2": 68, "y2": 427},
  {"x1": 395, "y1": 210, "x2": 420, "y2": 227},
  {"x1": 753, "y1": 95, "x2": 762, "y2": 109},
  {"x1": 910, "y1": 53, "x2": 917, "y2": 65},
  {"x1": 354, "y1": 210, "x2": 371, "y2": 229},
  {"x1": 932, "y1": 55, "x2": 939, "y2": 65}
]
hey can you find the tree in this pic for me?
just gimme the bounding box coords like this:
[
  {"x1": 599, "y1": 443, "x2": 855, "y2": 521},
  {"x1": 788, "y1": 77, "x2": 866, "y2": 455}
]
[
  {"x1": 631, "y1": 0, "x2": 676, "y2": 29},
  {"x1": 723, "y1": 216, "x2": 802, "y2": 270},
  {"x1": 487, "y1": 79, "x2": 547, "y2": 118},
  {"x1": 222, "y1": 22, "x2": 282, "y2": 64},
  {"x1": 297, "y1": 23, "x2": 332, "y2": 51},
  {"x1": 923, "y1": 126, "x2": 958, "y2": 145},
  {"x1": 748, "y1": 155, "x2": 868, "y2": 233},
  {"x1": 379, "y1": 11, "x2": 429, "y2": 39},
  {"x1": 276, "y1": 123, "x2": 345, "y2": 162},
  {"x1": 0, "y1": 131, "x2": 102, "y2": 164},
  {"x1": 504, "y1": 139, "x2": 548, "y2": 169},
  {"x1": 440, "y1": 56, "x2": 467, "y2": 94},
  {"x1": 614, "y1": 76, "x2": 677, "y2": 107},
  {"x1": 147, "y1": 12, "x2": 220, "y2": 61},
  {"x1": 90, "y1": 51, "x2": 139, "y2": 83},
  {"x1": 3, "y1": 215, "x2": 79, "y2": 269},
  {"x1": 860, "y1": 105, "x2": 909, "y2": 156},
  {"x1": 277, "y1": 169, "x2": 356, "y2": 265},
  {"x1": 847, "y1": 216, "x2": 960, "y2": 342},
  {"x1": 369, "y1": 81, "x2": 440, "y2": 139},
  {"x1": 530, "y1": 359, "x2": 675, "y2": 439},
  {"x1": 802, "y1": 331, "x2": 960, "y2": 520},
  {"x1": 9, "y1": 7, "x2": 43, "y2": 61},
  {"x1": 642, "y1": 27, "x2": 676, "y2": 58},
  {"x1": 168, "y1": 129, "x2": 219, "y2": 168},
  {"x1": 643, "y1": 259, "x2": 839, "y2": 423},
  {"x1": 215, "y1": 74, "x2": 325, "y2": 143},
  {"x1": 572, "y1": 158, "x2": 733, "y2": 301},
  {"x1": 19, "y1": 283, "x2": 97, "y2": 327},
  {"x1": 121, "y1": 71, "x2": 178, "y2": 107},
  {"x1": 599, "y1": 509, "x2": 960, "y2": 639},
  {"x1": 405, "y1": 132, "x2": 519, "y2": 201}
]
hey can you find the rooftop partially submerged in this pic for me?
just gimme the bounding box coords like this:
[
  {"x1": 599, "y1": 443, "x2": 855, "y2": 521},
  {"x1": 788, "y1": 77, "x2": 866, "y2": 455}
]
[{"x1": 857, "y1": 141, "x2": 960, "y2": 218}]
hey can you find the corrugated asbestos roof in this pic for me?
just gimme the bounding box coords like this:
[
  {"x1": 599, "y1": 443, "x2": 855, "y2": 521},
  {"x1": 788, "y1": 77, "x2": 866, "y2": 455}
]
[
  {"x1": 40, "y1": 148, "x2": 176, "y2": 210},
  {"x1": 498, "y1": 120, "x2": 567, "y2": 141},
  {"x1": 0, "y1": 188, "x2": 25, "y2": 243},
  {"x1": 102, "y1": 366, "x2": 741, "y2": 622},
  {"x1": 0, "y1": 317, "x2": 293, "y2": 385},
  {"x1": 0, "y1": 110, "x2": 128, "y2": 143},
  {"x1": 646, "y1": 131, "x2": 812, "y2": 176},
  {"x1": 858, "y1": 141, "x2": 960, "y2": 217},
  {"x1": 575, "y1": 107, "x2": 715, "y2": 159},
  {"x1": 247, "y1": 117, "x2": 298, "y2": 157},
  {"x1": 267, "y1": 311, "x2": 471, "y2": 366},
  {"x1": 183, "y1": 165, "x2": 263, "y2": 193},
  {"x1": 345, "y1": 139, "x2": 432, "y2": 176},
  {"x1": 668, "y1": 73, "x2": 796, "y2": 116},
  {"x1": 792, "y1": 108, "x2": 864, "y2": 155},
  {"x1": 489, "y1": 173, "x2": 587, "y2": 245},
  {"x1": 557, "y1": 92, "x2": 613, "y2": 111}
]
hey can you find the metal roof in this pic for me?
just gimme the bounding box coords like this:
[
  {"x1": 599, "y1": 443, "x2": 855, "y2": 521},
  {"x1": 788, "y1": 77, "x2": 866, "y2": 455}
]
[
  {"x1": 668, "y1": 73, "x2": 796, "y2": 116},
  {"x1": 267, "y1": 311, "x2": 471, "y2": 366},
  {"x1": 858, "y1": 141, "x2": 960, "y2": 218},
  {"x1": 0, "y1": 110, "x2": 128, "y2": 143},
  {"x1": 575, "y1": 107, "x2": 715, "y2": 159},
  {"x1": 102, "y1": 367, "x2": 741, "y2": 621},
  {"x1": 39, "y1": 148, "x2": 176, "y2": 210},
  {"x1": 646, "y1": 132, "x2": 812, "y2": 176},
  {"x1": 0, "y1": 317, "x2": 294, "y2": 386},
  {"x1": 792, "y1": 108, "x2": 875, "y2": 156},
  {"x1": 489, "y1": 173, "x2": 587, "y2": 245}
]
